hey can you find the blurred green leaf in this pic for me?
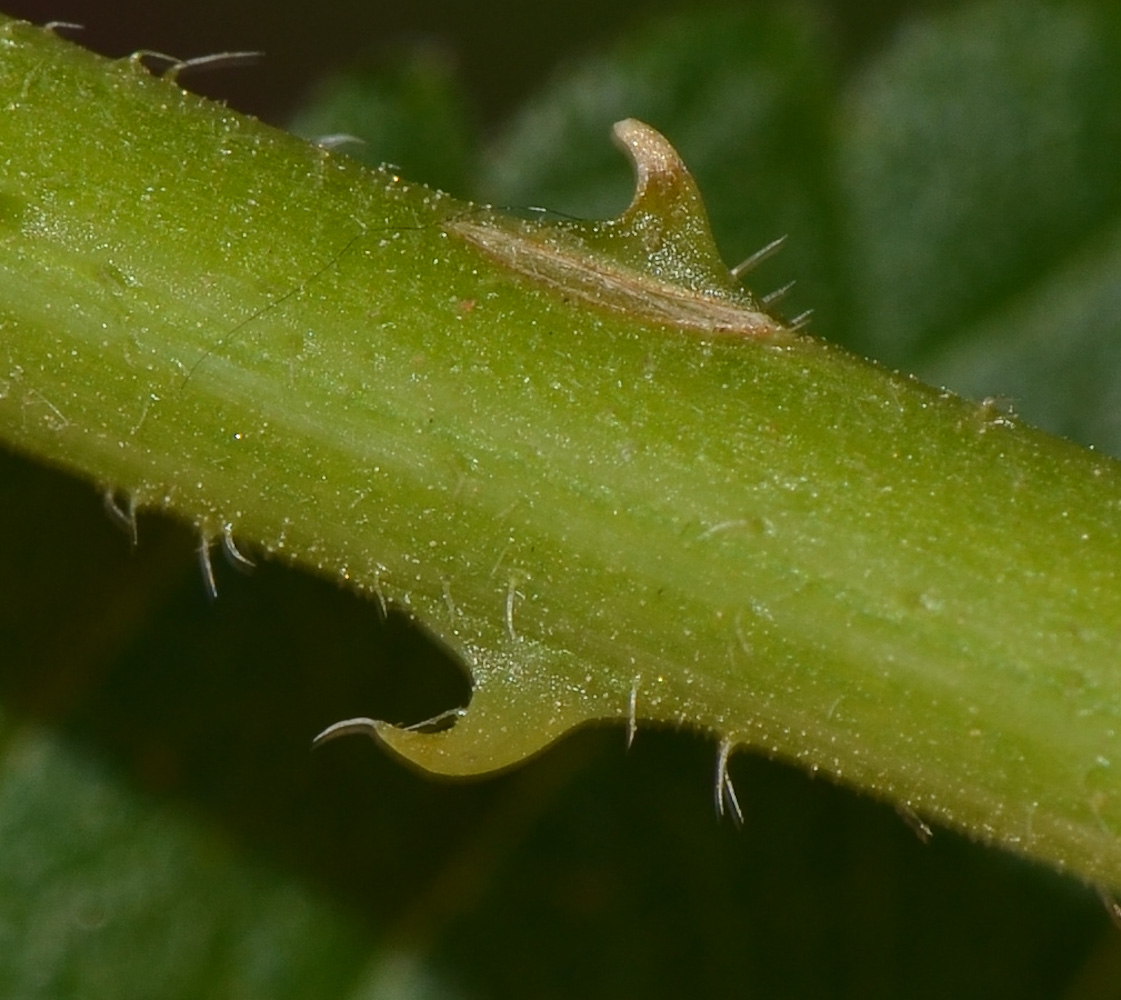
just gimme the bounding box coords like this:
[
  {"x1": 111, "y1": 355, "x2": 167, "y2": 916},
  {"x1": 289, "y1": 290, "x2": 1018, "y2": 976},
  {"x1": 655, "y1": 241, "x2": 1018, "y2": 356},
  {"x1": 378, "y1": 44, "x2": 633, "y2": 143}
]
[
  {"x1": 288, "y1": 43, "x2": 477, "y2": 195},
  {"x1": 838, "y1": 2, "x2": 1121, "y2": 369},
  {"x1": 0, "y1": 721, "x2": 373, "y2": 999},
  {"x1": 837, "y1": 1, "x2": 1121, "y2": 451}
]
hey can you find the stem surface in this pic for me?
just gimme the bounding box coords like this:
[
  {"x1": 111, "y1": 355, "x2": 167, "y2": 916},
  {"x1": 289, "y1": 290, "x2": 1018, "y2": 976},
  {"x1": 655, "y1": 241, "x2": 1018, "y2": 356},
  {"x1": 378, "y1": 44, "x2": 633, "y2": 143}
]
[{"x1": 2, "y1": 17, "x2": 1121, "y2": 888}]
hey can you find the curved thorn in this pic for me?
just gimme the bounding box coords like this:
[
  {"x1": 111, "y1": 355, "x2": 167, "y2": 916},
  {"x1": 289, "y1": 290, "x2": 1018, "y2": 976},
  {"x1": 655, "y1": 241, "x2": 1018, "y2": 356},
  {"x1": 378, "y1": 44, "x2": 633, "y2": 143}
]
[
  {"x1": 129, "y1": 49, "x2": 182, "y2": 74},
  {"x1": 166, "y1": 51, "x2": 264, "y2": 83},
  {"x1": 314, "y1": 133, "x2": 366, "y2": 151},
  {"x1": 312, "y1": 717, "x2": 380, "y2": 748},
  {"x1": 221, "y1": 523, "x2": 256, "y2": 573},
  {"x1": 131, "y1": 49, "x2": 263, "y2": 82},
  {"x1": 102, "y1": 489, "x2": 138, "y2": 548},
  {"x1": 197, "y1": 535, "x2": 218, "y2": 601},
  {"x1": 715, "y1": 738, "x2": 744, "y2": 827}
]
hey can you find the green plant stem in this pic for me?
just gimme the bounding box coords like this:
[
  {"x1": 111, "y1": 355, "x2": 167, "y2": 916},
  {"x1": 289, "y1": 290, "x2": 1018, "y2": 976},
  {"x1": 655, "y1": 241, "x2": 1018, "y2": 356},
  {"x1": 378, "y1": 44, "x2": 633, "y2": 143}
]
[{"x1": 3, "y1": 16, "x2": 1121, "y2": 888}]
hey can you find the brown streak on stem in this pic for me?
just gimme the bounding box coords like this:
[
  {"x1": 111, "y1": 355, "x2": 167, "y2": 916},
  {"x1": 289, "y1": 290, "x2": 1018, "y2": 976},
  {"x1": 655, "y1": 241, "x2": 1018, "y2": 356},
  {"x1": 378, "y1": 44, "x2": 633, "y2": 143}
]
[
  {"x1": 450, "y1": 218, "x2": 789, "y2": 339},
  {"x1": 448, "y1": 119, "x2": 794, "y2": 340}
]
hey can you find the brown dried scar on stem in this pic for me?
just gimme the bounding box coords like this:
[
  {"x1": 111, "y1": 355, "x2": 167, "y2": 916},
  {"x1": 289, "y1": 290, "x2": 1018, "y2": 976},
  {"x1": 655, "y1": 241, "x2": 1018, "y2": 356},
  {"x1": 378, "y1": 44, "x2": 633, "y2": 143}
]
[{"x1": 448, "y1": 120, "x2": 793, "y2": 340}]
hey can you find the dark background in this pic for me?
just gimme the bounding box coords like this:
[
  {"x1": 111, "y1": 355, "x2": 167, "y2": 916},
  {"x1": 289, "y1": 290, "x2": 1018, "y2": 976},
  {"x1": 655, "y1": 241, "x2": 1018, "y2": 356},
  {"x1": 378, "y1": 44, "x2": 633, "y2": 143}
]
[{"x1": 2, "y1": 0, "x2": 934, "y2": 125}]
